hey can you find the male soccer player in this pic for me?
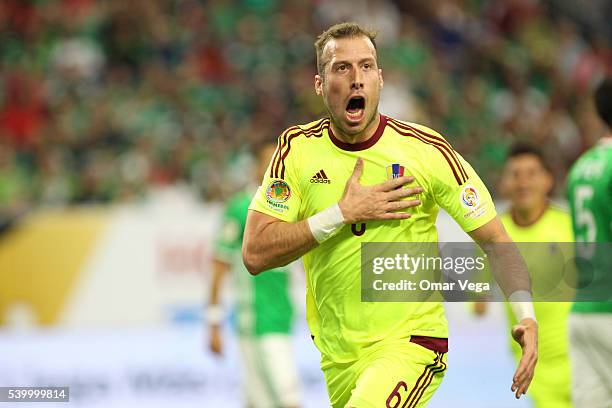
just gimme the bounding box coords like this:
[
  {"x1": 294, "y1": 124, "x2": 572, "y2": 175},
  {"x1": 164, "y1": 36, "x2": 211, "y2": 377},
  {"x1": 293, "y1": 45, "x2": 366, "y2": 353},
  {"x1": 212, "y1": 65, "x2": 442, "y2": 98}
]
[
  {"x1": 242, "y1": 22, "x2": 538, "y2": 408},
  {"x1": 476, "y1": 144, "x2": 573, "y2": 408},
  {"x1": 566, "y1": 77, "x2": 612, "y2": 408},
  {"x1": 207, "y1": 142, "x2": 301, "y2": 408}
]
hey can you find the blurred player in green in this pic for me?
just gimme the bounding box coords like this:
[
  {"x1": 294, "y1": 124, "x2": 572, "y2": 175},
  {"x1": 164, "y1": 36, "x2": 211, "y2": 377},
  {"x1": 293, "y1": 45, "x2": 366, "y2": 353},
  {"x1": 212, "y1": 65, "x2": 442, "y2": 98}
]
[
  {"x1": 476, "y1": 144, "x2": 573, "y2": 408},
  {"x1": 566, "y1": 77, "x2": 612, "y2": 408},
  {"x1": 207, "y1": 142, "x2": 301, "y2": 408}
]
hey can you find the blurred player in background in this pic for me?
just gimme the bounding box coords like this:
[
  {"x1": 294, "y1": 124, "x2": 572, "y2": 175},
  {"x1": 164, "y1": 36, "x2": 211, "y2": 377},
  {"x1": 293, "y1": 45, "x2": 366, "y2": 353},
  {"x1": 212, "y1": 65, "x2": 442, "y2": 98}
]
[
  {"x1": 476, "y1": 144, "x2": 573, "y2": 408},
  {"x1": 566, "y1": 77, "x2": 612, "y2": 408},
  {"x1": 207, "y1": 142, "x2": 301, "y2": 408},
  {"x1": 243, "y1": 22, "x2": 537, "y2": 408}
]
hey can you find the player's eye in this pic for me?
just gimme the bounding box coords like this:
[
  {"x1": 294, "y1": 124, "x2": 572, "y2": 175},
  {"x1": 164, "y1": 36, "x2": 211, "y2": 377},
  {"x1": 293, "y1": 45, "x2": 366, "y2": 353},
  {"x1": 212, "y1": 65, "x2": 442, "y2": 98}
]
[{"x1": 337, "y1": 65, "x2": 347, "y2": 72}]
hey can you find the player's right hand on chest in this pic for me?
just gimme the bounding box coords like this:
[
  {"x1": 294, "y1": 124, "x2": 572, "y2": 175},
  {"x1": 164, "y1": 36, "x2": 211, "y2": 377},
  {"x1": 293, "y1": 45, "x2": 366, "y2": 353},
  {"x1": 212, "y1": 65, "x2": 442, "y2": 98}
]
[{"x1": 338, "y1": 158, "x2": 423, "y2": 223}]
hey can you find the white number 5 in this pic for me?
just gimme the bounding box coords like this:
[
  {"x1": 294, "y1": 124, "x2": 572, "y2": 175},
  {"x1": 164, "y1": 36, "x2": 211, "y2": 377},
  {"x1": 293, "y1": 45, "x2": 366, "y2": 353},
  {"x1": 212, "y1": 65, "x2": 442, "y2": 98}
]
[{"x1": 575, "y1": 185, "x2": 595, "y2": 257}]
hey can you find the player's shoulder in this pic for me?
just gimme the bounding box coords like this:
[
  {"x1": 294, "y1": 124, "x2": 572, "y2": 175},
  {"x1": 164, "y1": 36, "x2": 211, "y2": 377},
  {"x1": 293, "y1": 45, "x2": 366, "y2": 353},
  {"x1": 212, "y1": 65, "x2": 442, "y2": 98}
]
[
  {"x1": 384, "y1": 115, "x2": 456, "y2": 155},
  {"x1": 569, "y1": 140, "x2": 612, "y2": 181},
  {"x1": 545, "y1": 204, "x2": 573, "y2": 238},
  {"x1": 384, "y1": 115, "x2": 447, "y2": 141},
  {"x1": 592, "y1": 138, "x2": 612, "y2": 154},
  {"x1": 277, "y1": 117, "x2": 330, "y2": 145},
  {"x1": 385, "y1": 115, "x2": 469, "y2": 184},
  {"x1": 546, "y1": 203, "x2": 572, "y2": 224},
  {"x1": 578, "y1": 139, "x2": 612, "y2": 162},
  {"x1": 547, "y1": 202, "x2": 570, "y2": 216},
  {"x1": 270, "y1": 118, "x2": 329, "y2": 179}
]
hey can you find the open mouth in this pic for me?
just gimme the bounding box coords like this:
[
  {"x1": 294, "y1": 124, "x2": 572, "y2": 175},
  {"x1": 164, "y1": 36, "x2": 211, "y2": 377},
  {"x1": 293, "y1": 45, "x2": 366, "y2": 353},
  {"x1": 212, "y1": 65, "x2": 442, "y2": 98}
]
[{"x1": 345, "y1": 96, "x2": 365, "y2": 123}]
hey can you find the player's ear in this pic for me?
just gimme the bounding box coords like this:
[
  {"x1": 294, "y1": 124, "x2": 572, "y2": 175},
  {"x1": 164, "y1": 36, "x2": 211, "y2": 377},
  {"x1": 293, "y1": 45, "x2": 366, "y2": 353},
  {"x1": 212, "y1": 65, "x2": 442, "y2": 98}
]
[
  {"x1": 378, "y1": 68, "x2": 384, "y2": 89},
  {"x1": 314, "y1": 74, "x2": 323, "y2": 95}
]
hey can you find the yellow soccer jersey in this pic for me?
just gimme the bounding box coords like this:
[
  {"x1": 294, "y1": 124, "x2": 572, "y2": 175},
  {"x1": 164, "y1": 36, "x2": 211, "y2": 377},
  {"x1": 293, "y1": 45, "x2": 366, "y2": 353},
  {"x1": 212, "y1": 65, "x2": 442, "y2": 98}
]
[
  {"x1": 250, "y1": 114, "x2": 497, "y2": 363},
  {"x1": 500, "y1": 206, "x2": 574, "y2": 360}
]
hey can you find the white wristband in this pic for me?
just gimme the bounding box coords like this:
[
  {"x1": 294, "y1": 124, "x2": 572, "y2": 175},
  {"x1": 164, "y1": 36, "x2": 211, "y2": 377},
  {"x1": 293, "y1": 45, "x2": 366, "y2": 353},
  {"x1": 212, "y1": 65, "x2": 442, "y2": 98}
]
[
  {"x1": 508, "y1": 290, "x2": 536, "y2": 322},
  {"x1": 207, "y1": 304, "x2": 224, "y2": 325},
  {"x1": 307, "y1": 204, "x2": 345, "y2": 243}
]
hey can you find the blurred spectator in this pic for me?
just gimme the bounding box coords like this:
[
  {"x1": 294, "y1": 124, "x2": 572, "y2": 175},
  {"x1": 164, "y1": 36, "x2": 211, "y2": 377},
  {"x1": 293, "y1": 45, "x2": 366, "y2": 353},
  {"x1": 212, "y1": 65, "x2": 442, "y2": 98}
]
[
  {"x1": 0, "y1": 73, "x2": 48, "y2": 148},
  {"x1": 0, "y1": 142, "x2": 29, "y2": 232},
  {"x1": 0, "y1": 0, "x2": 609, "y2": 216}
]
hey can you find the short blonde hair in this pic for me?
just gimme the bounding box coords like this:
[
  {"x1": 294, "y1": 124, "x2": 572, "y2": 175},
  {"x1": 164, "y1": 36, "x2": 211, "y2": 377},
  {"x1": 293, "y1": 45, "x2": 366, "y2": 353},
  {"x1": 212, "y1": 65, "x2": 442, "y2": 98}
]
[{"x1": 314, "y1": 22, "x2": 378, "y2": 77}]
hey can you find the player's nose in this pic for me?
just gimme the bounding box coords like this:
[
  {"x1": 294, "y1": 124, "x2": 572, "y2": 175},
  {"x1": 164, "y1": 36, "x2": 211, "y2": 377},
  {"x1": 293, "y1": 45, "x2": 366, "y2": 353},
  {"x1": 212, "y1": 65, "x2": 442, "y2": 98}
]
[
  {"x1": 351, "y1": 69, "x2": 364, "y2": 89},
  {"x1": 351, "y1": 79, "x2": 364, "y2": 90}
]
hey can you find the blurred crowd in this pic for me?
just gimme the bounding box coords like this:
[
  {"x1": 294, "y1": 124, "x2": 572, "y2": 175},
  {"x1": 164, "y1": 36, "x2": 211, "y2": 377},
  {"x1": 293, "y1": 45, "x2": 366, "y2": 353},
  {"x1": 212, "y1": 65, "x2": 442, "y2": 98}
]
[{"x1": 0, "y1": 0, "x2": 610, "y2": 228}]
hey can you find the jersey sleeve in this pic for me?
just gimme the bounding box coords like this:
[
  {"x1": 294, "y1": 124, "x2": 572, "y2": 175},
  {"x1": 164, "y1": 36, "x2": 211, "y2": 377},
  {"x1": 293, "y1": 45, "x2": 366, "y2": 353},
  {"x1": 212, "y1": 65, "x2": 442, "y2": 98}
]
[
  {"x1": 249, "y1": 132, "x2": 303, "y2": 223},
  {"x1": 430, "y1": 147, "x2": 497, "y2": 232},
  {"x1": 214, "y1": 201, "x2": 243, "y2": 263}
]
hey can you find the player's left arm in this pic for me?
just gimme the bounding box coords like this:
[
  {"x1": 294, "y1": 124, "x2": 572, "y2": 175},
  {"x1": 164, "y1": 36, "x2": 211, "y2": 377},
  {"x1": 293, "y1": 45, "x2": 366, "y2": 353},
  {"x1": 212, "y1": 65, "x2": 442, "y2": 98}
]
[
  {"x1": 468, "y1": 218, "x2": 531, "y2": 297},
  {"x1": 469, "y1": 219, "x2": 538, "y2": 399},
  {"x1": 206, "y1": 203, "x2": 242, "y2": 355},
  {"x1": 422, "y1": 127, "x2": 537, "y2": 398},
  {"x1": 208, "y1": 258, "x2": 230, "y2": 355}
]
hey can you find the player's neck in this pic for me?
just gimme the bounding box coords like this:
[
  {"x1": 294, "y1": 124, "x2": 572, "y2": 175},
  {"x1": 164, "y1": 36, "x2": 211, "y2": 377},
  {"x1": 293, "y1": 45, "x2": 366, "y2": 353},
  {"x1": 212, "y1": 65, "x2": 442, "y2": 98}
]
[
  {"x1": 330, "y1": 113, "x2": 381, "y2": 145},
  {"x1": 511, "y1": 202, "x2": 548, "y2": 227}
]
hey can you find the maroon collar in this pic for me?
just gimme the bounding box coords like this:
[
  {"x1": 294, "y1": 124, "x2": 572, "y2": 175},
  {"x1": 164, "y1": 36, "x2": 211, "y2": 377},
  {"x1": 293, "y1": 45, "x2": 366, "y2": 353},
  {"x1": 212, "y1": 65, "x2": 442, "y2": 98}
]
[{"x1": 328, "y1": 114, "x2": 387, "y2": 151}]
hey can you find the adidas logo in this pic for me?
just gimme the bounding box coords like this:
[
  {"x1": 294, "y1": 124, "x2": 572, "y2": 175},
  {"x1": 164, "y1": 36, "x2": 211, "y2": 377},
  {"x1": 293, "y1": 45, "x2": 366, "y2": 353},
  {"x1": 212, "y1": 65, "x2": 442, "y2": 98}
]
[{"x1": 310, "y1": 169, "x2": 331, "y2": 184}]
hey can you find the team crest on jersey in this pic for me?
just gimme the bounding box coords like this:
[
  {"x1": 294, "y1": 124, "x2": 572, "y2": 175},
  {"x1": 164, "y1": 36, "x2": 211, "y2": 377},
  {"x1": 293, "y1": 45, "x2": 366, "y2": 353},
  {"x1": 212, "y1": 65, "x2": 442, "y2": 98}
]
[
  {"x1": 266, "y1": 180, "x2": 291, "y2": 203},
  {"x1": 386, "y1": 163, "x2": 405, "y2": 179}
]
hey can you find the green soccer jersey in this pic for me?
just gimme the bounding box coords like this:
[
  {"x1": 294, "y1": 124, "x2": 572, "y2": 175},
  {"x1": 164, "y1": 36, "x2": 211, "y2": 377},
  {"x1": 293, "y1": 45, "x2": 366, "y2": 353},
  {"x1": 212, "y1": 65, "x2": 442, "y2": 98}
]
[
  {"x1": 250, "y1": 115, "x2": 497, "y2": 364},
  {"x1": 215, "y1": 189, "x2": 293, "y2": 336},
  {"x1": 567, "y1": 138, "x2": 612, "y2": 313}
]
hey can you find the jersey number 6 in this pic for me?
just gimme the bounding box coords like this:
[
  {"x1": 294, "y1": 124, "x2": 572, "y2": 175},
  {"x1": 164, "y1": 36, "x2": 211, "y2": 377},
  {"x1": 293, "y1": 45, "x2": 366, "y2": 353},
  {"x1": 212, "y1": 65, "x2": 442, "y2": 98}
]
[{"x1": 386, "y1": 380, "x2": 408, "y2": 408}]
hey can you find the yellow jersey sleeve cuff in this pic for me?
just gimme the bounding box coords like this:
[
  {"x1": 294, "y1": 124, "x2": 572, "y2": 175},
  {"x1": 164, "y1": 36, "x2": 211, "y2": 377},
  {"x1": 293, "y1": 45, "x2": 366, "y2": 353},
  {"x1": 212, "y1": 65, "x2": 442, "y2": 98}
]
[{"x1": 462, "y1": 206, "x2": 497, "y2": 233}]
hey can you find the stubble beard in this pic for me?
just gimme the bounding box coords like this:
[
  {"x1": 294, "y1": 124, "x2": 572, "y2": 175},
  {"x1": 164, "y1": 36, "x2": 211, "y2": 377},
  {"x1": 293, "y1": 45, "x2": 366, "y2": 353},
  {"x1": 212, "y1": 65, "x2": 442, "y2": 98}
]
[{"x1": 327, "y1": 102, "x2": 379, "y2": 142}]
